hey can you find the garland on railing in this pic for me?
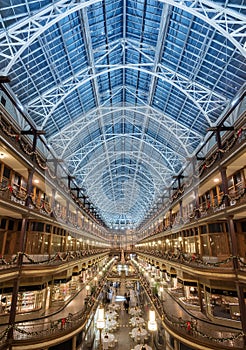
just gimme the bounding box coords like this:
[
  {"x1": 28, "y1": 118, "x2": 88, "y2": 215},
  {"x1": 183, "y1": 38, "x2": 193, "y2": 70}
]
[
  {"x1": 0, "y1": 182, "x2": 100, "y2": 222},
  {"x1": 140, "y1": 276, "x2": 244, "y2": 346},
  {"x1": 0, "y1": 184, "x2": 28, "y2": 201},
  {"x1": 0, "y1": 249, "x2": 108, "y2": 265},
  {"x1": 188, "y1": 323, "x2": 243, "y2": 343},
  {"x1": 170, "y1": 126, "x2": 246, "y2": 203},
  {"x1": 0, "y1": 265, "x2": 114, "y2": 344},
  {"x1": 29, "y1": 196, "x2": 52, "y2": 214},
  {"x1": 0, "y1": 118, "x2": 88, "y2": 211},
  {"x1": 180, "y1": 188, "x2": 245, "y2": 224},
  {"x1": 0, "y1": 184, "x2": 53, "y2": 215},
  {"x1": 150, "y1": 187, "x2": 246, "y2": 235},
  {"x1": 1, "y1": 115, "x2": 245, "y2": 213},
  {"x1": 238, "y1": 257, "x2": 246, "y2": 267},
  {"x1": 13, "y1": 302, "x2": 92, "y2": 337},
  {"x1": 12, "y1": 274, "x2": 107, "y2": 340},
  {"x1": 139, "y1": 250, "x2": 234, "y2": 268},
  {"x1": 0, "y1": 326, "x2": 11, "y2": 342},
  {"x1": 198, "y1": 127, "x2": 245, "y2": 178},
  {"x1": 0, "y1": 257, "x2": 9, "y2": 265}
]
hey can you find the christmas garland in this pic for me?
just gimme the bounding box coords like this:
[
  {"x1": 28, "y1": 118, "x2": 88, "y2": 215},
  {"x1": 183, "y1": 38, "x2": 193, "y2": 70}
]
[{"x1": 139, "y1": 275, "x2": 243, "y2": 347}]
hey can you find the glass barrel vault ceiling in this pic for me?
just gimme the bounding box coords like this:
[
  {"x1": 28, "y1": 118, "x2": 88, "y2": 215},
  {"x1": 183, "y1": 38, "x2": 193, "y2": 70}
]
[{"x1": 0, "y1": 0, "x2": 245, "y2": 230}]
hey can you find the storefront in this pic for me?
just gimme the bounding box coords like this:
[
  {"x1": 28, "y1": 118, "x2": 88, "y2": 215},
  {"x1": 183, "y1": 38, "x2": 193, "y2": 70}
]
[{"x1": 0, "y1": 285, "x2": 45, "y2": 314}]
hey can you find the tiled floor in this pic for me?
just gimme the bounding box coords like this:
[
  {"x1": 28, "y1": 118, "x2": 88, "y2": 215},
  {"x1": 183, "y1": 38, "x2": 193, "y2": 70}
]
[
  {"x1": 0, "y1": 274, "x2": 243, "y2": 349},
  {"x1": 92, "y1": 279, "x2": 152, "y2": 350}
]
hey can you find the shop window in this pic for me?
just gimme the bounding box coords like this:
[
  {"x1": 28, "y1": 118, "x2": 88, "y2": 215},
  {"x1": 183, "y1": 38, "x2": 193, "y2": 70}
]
[
  {"x1": 169, "y1": 335, "x2": 175, "y2": 347},
  {"x1": 0, "y1": 219, "x2": 6, "y2": 229},
  {"x1": 31, "y1": 222, "x2": 44, "y2": 232},
  {"x1": 43, "y1": 234, "x2": 49, "y2": 254},
  {"x1": 3, "y1": 166, "x2": 11, "y2": 179},
  {"x1": 210, "y1": 233, "x2": 229, "y2": 256},
  {"x1": 14, "y1": 173, "x2": 21, "y2": 186},
  {"x1": 2, "y1": 165, "x2": 11, "y2": 186},
  {"x1": 21, "y1": 178, "x2": 27, "y2": 189},
  {"x1": 17, "y1": 221, "x2": 22, "y2": 231},
  {"x1": 201, "y1": 236, "x2": 209, "y2": 255},
  {"x1": 208, "y1": 223, "x2": 223, "y2": 233},
  {"x1": 228, "y1": 177, "x2": 233, "y2": 189},
  {"x1": 26, "y1": 232, "x2": 43, "y2": 254},
  {"x1": 8, "y1": 220, "x2": 14, "y2": 230},
  {"x1": 241, "y1": 221, "x2": 246, "y2": 232},
  {"x1": 5, "y1": 231, "x2": 19, "y2": 254},
  {"x1": 234, "y1": 171, "x2": 242, "y2": 184}
]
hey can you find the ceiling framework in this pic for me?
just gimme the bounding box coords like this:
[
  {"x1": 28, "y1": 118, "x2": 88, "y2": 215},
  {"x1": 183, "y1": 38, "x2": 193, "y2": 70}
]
[{"x1": 0, "y1": 0, "x2": 245, "y2": 230}]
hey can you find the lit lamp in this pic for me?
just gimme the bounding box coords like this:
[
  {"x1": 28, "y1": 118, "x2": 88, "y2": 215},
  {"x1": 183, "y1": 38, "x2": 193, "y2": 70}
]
[
  {"x1": 85, "y1": 285, "x2": 90, "y2": 296},
  {"x1": 97, "y1": 305, "x2": 105, "y2": 350},
  {"x1": 148, "y1": 309, "x2": 157, "y2": 348}
]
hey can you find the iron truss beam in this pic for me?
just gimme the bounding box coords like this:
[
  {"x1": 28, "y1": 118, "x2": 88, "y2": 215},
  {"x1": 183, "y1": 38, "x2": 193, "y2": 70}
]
[
  {"x1": 0, "y1": 0, "x2": 245, "y2": 77},
  {"x1": 50, "y1": 105, "x2": 201, "y2": 157},
  {"x1": 64, "y1": 133, "x2": 180, "y2": 175},
  {"x1": 23, "y1": 38, "x2": 229, "y2": 127},
  {"x1": 69, "y1": 149, "x2": 173, "y2": 187}
]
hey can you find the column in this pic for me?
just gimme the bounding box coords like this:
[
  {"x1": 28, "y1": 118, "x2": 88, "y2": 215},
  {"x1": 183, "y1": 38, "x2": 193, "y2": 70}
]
[
  {"x1": 197, "y1": 283, "x2": 204, "y2": 313},
  {"x1": 7, "y1": 168, "x2": 34, "y2": 345},
  {"x1": 72, "y1": 335, "x2": 77, "y2": 350},
  {"x1": 169, "y1": 208, "x2": 172, "y2": 228},
  {"x1": 7, "y1": 216, "x2": 29, "y2": 345},
  {"x1": 227, "y1": 215, "x2": 246, "y2": 345},
  {"x1": 66, "y1": 200, "x2": 69, "y2": 223},
  {"x1": 179, "y1": 200, "x2": 183, "y2": 221},
  {"x1": 51, "y1": 188, "x2": 56, "y2": 213},
  {"x1": 174, "y1": 338, "x2": 179, "y2": 350},
  {"x1": 220, "y1": 166, "x2": 230, "y2": 206},
  {"x1": 1, "y1": 230, "x2": 7, "y2": 256}
]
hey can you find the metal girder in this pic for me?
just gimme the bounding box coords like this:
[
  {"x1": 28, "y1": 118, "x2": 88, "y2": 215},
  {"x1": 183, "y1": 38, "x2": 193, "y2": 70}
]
[
  {"x1": 84, "y1": 177, "x2": 154, "y2": 224},
  {"x1": 49, "y1": 105, "x2": 201, "y2": 158},
  {"x1": 62, "y1": 132, "x2": 182, "y2": 174},
  {"x1": 69, "y1": 149, "x2": 173, "y2": 187},
  {"x1": 23, "y1": 42, "x2": 229, "y2": 127},
  {"x1": 67, "y1": 135, "x2": 178, "y2": 176},
  {"x1": 145, "y1": 3, "x2": 171, "y2": 107},
  {"x1": 79, "y1": 7, "x2": 101, "y2": 108},
  {"x1": 0, "y1": 0, "x2": 245, "y2": 78},
  {"x1": 1, "y1": 0, "x2": 245, "y2": 230},
  {"x1": 83, "y1": 161, "x2": 165, "y2": 193},
  {"x1": 85, "y1": 175, "x2": 156, "y2": 209}
]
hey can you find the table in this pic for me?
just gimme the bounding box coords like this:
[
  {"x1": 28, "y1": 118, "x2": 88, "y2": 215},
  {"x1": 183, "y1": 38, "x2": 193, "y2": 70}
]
[
  {"x1": 106, "y1": 318, "x2": 118, "y2": 331},
  {"x1": 102, "y1": 333, "x2": 115, "y2": 349},
  {"x1": 130, "y1": 316, "x2": 145, "y2": 327},
  {"x1": 131, "y1": 327, "x2": 148, "y2": 343},
  {"x1": 109, "y1": 303, "x2": 121, "y2": 311},
  {"x1": 129, "y1": 307, "x2": 142, "y2": 316},
  {"x1": 134, "y1": 344, "x2": 152, "y2": 350},
  {"x1": 105, "y1": 310, "x2": 118, "y2": 319}
]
